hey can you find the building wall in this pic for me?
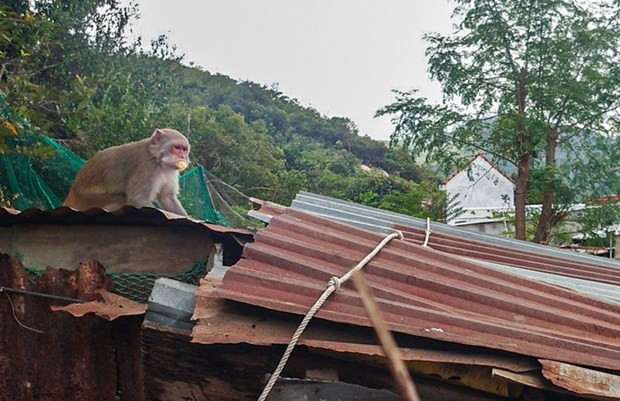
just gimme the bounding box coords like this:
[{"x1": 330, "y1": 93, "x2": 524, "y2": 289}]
[
  {"x1": 454, "y1": 220, "x2": 513, "y2": 236},
  {"x1": 445, "y1": 156, "x2": 515, "y2": 210}
]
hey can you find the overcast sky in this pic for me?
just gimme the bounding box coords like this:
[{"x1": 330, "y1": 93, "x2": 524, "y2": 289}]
[{"x1": 129, "y1": 0, "x2": 454, "y2": 141}]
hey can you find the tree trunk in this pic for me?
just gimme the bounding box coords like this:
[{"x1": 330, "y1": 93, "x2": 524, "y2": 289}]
[
  {"x1": 514, "y1": 151, "x2": 531, "y2": 240},
  {"x1": 533, "y1": 129, "x2": 559, "y2": 244},
  {"x1": 514, "y1": 67, "x2": 531, "y2": 241}
]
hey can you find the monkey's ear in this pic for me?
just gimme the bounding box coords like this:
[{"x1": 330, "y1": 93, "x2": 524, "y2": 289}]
[{"x1": 151, "y1": 129, "x2": 163, "y2": 144}]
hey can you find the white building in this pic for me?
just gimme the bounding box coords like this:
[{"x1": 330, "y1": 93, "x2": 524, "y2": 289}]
[{"x1": 441, "y1": 154, "x2": 515, "y2": 232}]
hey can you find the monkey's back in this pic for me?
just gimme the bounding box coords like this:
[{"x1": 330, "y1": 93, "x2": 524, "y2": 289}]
[{"x1": 64, "y1": 139, "x2": 156, "y2": 211}]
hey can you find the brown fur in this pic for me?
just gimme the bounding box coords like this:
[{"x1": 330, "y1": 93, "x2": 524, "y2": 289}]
[{"x1": 64, "y1": 129, "x2": 190, "y2": 215}]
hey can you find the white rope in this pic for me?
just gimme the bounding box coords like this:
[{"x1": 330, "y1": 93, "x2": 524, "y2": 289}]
[
  {"x1": 257, "y1": 230, "x2": 404, "y2": 401},
  {"x1": 423, "y1": 217, "x2": 432, "y2": 247}
]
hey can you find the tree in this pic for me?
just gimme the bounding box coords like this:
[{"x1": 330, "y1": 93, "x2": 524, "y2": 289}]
[
  {"x1": 0, "y1": 0, "x2": 140, "y2": 136},
  {"x1": 181, "y1": 105, "x2": 285, "y2": 200},
  {"x1": 378, "y1": 0, "x2": 620, "y2": 242},
  {"x1": 65, "y1": 49, "x2": 184, "y2": 155}
]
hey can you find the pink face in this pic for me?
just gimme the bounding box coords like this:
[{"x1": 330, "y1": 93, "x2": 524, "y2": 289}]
[{"x1": 170, "y1": 142, "x2": 190, "y2": 161}]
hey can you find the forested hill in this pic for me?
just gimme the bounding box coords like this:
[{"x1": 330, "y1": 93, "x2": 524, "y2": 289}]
[
  {"x1": 0, "y1": 1, "x2": 445, "y2": 220},
  {"x1": 176, "y1": 65, "x2": 436, "y2": 182}
]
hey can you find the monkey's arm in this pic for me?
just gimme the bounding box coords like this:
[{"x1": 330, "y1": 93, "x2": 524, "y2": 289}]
[
  {"x1": 157, "y1": 191, "x2": 188, "y2": 216},
  {"x1": 126, "y1": 186, "x2": 157, "y2": 209}
]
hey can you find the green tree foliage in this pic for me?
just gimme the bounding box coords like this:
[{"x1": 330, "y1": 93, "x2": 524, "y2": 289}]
[
  {"x1": 378, "y1": 0, "x2": 620, "y2": 243},
  {"x1": 173, "y1": 66, "x2": 448, "y2": 217},
  {"x1": 65, "y1": 50, "x2": 184, "y2": 154},
  {"x1": 0, "y1": 0, "x2": 139, "y2": 133},
  {"x1": 349, "y1": 177, "x2": 446, "y2": 220},
  {"x1": 184, "y1": 106, "x2": 285, "y2": 199},
  {"x1": 0, "y1": 0, "x2": 446, "y2": 221}
]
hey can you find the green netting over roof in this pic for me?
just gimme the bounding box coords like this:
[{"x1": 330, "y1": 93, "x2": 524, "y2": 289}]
[
  {"x1": 26, "y1": 259, "x2": 208, "y2": 304},
  {"x1": 0, "y1": 94, "x2": 230, "y2": 226}
]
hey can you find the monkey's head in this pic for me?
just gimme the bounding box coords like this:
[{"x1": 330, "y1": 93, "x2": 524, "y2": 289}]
[{"x1": 150, "y1": 128, "x2": 191, "y2": 170}]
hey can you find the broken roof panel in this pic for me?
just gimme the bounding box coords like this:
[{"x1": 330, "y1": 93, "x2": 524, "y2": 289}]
[
  {"x1": 51, "y1": 290, "x2": 147, "y2": 320},
  {"x1": 215, "y1": 208, "x2": 620, "y2": 372}
]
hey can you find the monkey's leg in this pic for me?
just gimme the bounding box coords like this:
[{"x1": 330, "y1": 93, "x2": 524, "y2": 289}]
[{"x1": 65, "y1": 192, "x2": 126, "y2": 212}]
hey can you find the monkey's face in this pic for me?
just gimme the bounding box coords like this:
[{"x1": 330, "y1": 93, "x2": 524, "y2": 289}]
[
  {"x1": 171, "y1": 142, "x2": 190, "y2": 160},
  {"x1": 161, "y1": 140, "x2": 191, "y2": 170},
  {"x1": 150, "y1": 129, "x2": 191, "y2": 170}
]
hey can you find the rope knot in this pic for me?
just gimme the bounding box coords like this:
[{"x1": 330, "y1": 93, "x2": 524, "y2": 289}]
[
  {"x1": 328, "y1": 276, "x2": 342, "y2": 290},
  {"x1": 257, "y1": 231, "x2": 401, "y2": 401}
]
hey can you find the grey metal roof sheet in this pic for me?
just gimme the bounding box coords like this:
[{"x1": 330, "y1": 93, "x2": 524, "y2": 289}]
[{"x1": 472, "y1": 259, "x2": 620, "y2": 305}]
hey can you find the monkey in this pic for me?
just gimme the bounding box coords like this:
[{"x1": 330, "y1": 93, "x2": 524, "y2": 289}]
[{"x1": 64, "y1": 128, "x2": 191, "y2": 216}]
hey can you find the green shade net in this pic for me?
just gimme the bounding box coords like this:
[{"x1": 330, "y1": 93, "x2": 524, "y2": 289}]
[
  {"x1": 0, "y1": 95, "x2": 246, "y2": 303},
  {"x1": 106, "y1": 258, "x2": 209, "y2": 303},
  {"x1": 0, "y1": 94, "x2": 230, "y2": 226},
  {"x1": 26, "y1": 259, "x2": 208, "y2": 303}
]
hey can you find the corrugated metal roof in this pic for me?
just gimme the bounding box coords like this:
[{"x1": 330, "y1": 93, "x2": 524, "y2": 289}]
[
  {"x1": 249, "y1": 198, "x2": 286, "y2": 219},
  {"x1": 291, "y1": 192, "x2": 620, "y2": 269},
  {"x1": 215, "y1": 208, "x2": 620, "y2": 372},
  {"x1": 287, "y1": 192, "x2": 620, "y2": 303},
  {"x1": 193, "y1": 279, "x2": 539, "y2": 373},
  {"x1": 0, "y1": 206, "x2": 253, "y2": 238},
  {"x1": 396, "y1": 224, "x2": 620, "y2": 286},
  {"x1": 472, "y1": 259, "x2": 620, "y2": 305}
]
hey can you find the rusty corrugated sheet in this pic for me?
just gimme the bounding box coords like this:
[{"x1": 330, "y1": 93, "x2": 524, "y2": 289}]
[
  {"x1": 192, "y1": 279, "x2": 539, "y2": 373},
  {"x1": 51, "y1": 290, "x2": 147, "y2": 320},
  {"x1": 397, "y1": 225, "x2": 620, "y2": 286},
  {"x1": 285, "y1": 192, "x2": 620, "y2": 304},
  {"x1": 251, "y1": 198, "x2": 286, "y2": 217},
  {"x1": 0, "y1": 206, "x2": 253, "y2": 238},
  {"x1": 214, "y1": 208, "x2": 620, "y2": 372},
  {"x1": 291, "y1": 191, "x2": 620, "y2": 270},
  {"x1": 0, "y1": 255, "x2": 145, "y2": 401},
  {"x1": 540, "y1": 359, "x2": 620, "y2": 399}
]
